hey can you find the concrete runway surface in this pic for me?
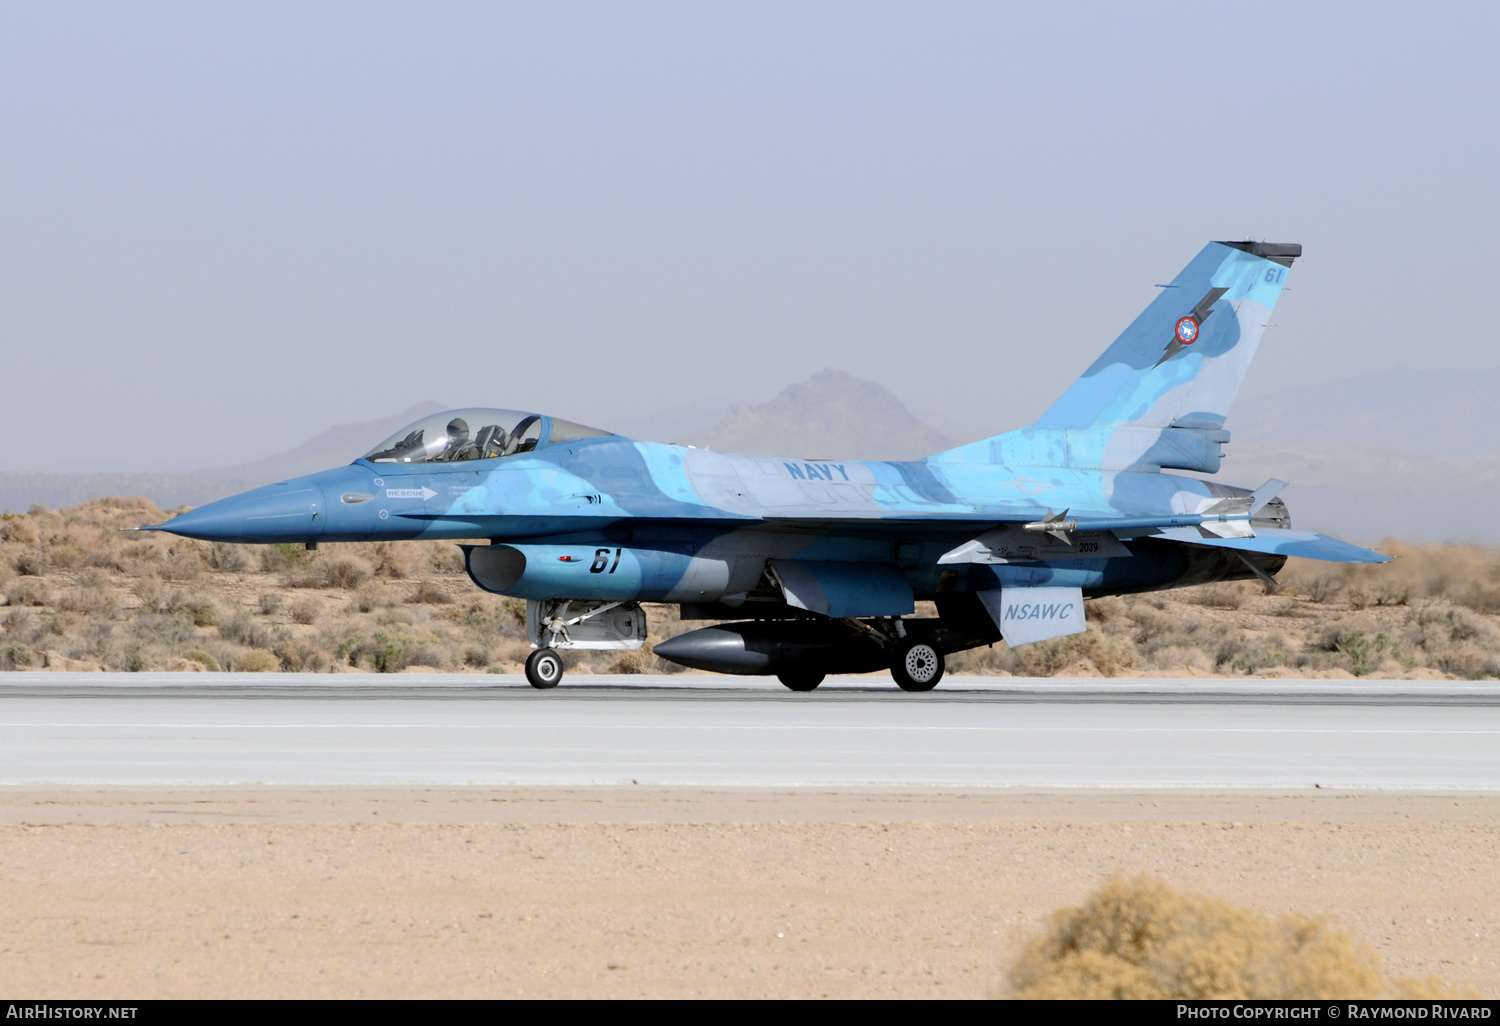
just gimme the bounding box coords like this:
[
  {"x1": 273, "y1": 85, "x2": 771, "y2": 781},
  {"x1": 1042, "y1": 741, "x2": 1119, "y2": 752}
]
[{"x1": 2, "y1": 672, "x2": 1499, "y2": 788}]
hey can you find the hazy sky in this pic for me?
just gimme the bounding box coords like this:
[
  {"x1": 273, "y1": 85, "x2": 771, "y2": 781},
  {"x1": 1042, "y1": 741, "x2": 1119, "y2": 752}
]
[{"x1": 4, "y1": 2, "x2": 1497, "y2": 473}]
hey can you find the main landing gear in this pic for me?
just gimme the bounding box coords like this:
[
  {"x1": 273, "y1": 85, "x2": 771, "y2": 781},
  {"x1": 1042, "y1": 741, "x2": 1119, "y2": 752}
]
[
  {"x1": 891, "y1": 638, "x2": 944, "y2": 692},
  {"x1": 524, "y1": 648, "x2": 564, "y2": 689}
]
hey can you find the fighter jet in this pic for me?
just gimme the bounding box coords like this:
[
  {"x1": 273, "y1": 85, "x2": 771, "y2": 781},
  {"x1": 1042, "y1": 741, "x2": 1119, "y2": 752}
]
[{"x1": 145, "y1": 240, "x2": 1388, "y2": 691}]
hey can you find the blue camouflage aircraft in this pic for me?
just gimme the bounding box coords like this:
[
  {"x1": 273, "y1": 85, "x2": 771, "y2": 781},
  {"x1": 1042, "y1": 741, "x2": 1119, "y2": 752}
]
[{"x1": 146, "y1": 240, "x2": 1388, "y2": 690}]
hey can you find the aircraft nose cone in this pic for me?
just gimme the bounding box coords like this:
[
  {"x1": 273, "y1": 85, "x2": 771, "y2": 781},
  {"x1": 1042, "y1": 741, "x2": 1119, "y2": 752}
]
[{"x1": 160, "y1": 480, "x2": 327, "y2": 543}]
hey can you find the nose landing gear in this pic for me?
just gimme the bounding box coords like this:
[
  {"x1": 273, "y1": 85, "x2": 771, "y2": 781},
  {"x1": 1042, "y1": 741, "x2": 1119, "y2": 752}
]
[{"x1": 524, "y1": 648, "x2": 564, "y2": 689}]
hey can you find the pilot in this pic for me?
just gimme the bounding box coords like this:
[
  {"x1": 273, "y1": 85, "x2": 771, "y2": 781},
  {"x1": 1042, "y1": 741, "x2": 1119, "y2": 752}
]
[{"x1": 442, "y1": 418, "x2": 478, "y2": 461}]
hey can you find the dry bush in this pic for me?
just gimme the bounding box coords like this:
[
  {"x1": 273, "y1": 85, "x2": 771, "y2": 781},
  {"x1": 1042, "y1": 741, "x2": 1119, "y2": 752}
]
[
  {"x1": 13, "y1": 548, "x2": 47, "y2": 576},
  {"x1": 258, "y1": 593, "x2": 283, "y2": 616},
  {"x1": 1014, "y1": 627, "x2": 1139, "y2": 677},
  {"x1": 205, "y1": 543, "x2": 249, "y2": 572},
  {"x1": 409, "y1": 581, "x2": 451, "y2": 605},
  {"x1": 274, "y1": 636, "x2": 329, "y2": 671},
  {"x1": 6, "y1": 578, "x2": 52, "y2": 607},
  {"x1": 219, "y1": 613, "x2": 277, "y2": 650},
  {"x1": 0, "y1": 515, "x2": 39, "y2": 545},
  {"x1": 259, "y1": 544, "x2": 315, "y2": 573},
  {"x1": 335, "y1": 626, "x2": 446, "y2": 672},
  {"x1": 233, "y1": 648, "x2": 280, "y2": 672},
  {"x1": 345, "y1": 584, "x2": 389, "y2": 614},
  {"x1": 158, "y1": 546, "x2": 201, "y2": 581},
  {"x1": 180, "y1": 648, "x2": 220, "y2": 671},
  {"x1": 361, "y1": 541, "x2": 416, "y2": 579},
  {"x1": 56, "y1": 584, "x2": 118, "y2": 617},
  {"x1": 948, "y1": 643, "x2": 1022, "y2": 675},
  {"x1": 289, "y1": 600, "x2": 319, "y2": 625},
  {"x1": 322, "y1": 554, "x2": 373, "y2": 590},
  {"x1": 1182, "y1": 583, "x2": 1248, "y2": 610},
  {"x1": 1145, "y1": 644, "x2": 1215, "y2": 674},
  {"x1": 2, "y1": 643, "x2": 37, "y2": 670},
  {"x1": 1007, "y1": 874, "x2": 1462, "y2": 1000}
]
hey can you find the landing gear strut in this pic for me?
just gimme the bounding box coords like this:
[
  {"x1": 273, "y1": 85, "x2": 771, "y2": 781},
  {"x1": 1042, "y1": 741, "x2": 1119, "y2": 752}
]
[
  {"x1": 891, "y1": 638, "x2": 944, "y2": 692},
  {"x1": 525, "y1": 648, "x2": 564, "y2": 689}
]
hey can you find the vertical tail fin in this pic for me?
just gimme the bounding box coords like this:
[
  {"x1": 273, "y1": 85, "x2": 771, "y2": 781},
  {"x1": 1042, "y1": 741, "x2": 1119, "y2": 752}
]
[{"x1": 933, "y1": 240, "x2": 1300, "y2": 473}]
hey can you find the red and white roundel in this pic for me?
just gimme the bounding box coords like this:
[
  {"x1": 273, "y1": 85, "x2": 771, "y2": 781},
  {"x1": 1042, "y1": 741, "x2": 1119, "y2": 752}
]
[{"x1": 1174, "y1": 316, "x2": 1200, "y2": 344}]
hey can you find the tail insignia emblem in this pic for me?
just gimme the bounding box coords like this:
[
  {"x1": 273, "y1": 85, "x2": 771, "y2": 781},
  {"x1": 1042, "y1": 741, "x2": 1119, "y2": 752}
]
[{"x1": 1154, "y1": 286, "x2": 1230, "y2": 366}]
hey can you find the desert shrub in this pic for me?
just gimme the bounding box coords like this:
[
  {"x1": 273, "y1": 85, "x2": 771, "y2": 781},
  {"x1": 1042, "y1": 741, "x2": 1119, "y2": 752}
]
[
  {"x1": 233, "y1": 648, "x2": 281, "y2": 672},
  {"x1": 345, "y1": 585, "x2": 384, "y2": 614},
  {"x1": 131, "y1": 576, "x2": 170, "y2": 613},
  {"x1": 339, "y1": 627, "x2": 445, "y2": 672},
  {"x1": 1007, "y1": 874, "x2": 1458, "y2": 1000},
  {"x1": 205, "y1": 543, "x2": 248, "y2": 572},
  {"x1": 409, "y1": 581, "x2": 451, "y2": 605},
  {"x1": 7, "y1": 579, "x2": 52, "y2": 607},
  {"x1": 158, "y1": 547, "x2": 201, "y2": 581},
  {"x1": 1430, "y1": 643, "x2": 1500, "y2": 680},
  {"x1": 1, "y1": 515, "x2": 39, "y2": 545},
  {"x1": 177, "y1": 594, "x2": 218, "y2": 627},
  {"x1": 1144, "y1": 644, "x2": 1214, "y2": 674},
  {"x1": 180, "y1": 648, "x2": 220, "y2": 671},
  {"x1": 1331, "y1": 630, "x2": 1401, "y2": 677},
  {"x1": 1014, "y1": 628, "x2": 1139, "y2": 678},
  {"x1": 609, "y1": 646, "x2": 686, "y2": 674},
  {"x1": 290, "y1": 600, "x2": 319, "y2": 625},
  {"x1": 1183, "y1": 583, "x2": 1245, "y2": 610},
  {"x1": 2, "y1": 644, "x2": 35, "y2": 670},
  {"x1": 219, "y1": 613, "x2": 276, "y2": 650},
  {"x1": 463, "y1": 646, "x2": 491, "y2": 668},
  {"x1": 260, "y1": 544, "x2": 315, "y2": 572},
  {"x1": 274, "y1": 636, "x2": 328, "y2": 671},
  {"x1": 128, "y1": 612, "x2": 197, "y2": 650},
  {"x1": 258, "y1": 593, "x2": 283, "y2": 616},
  {"x1": 321, "y1": 554, "x2": 372, "y2": 590},
  {"x1": 56, "y1": 586, "x2": 118, "y2": 616},
  {"x1": 13, "y1": 549, "x2": 47, "y2": 576},
  {"x1": 364, "y1": 541, "x2": 414, "y2": 579},
  {"x1": 426, "y1": 545, "x2": 466, "y2": 574},
  {"x1": 948, "y1": 642, "x2": 1022, "y2": 675},
  {"x1": 45, "y1": 541, "x2": 87, "y2": 569},
  {"x1": 1210, "y1": 631, "x2": 1300, "y2": 675}
]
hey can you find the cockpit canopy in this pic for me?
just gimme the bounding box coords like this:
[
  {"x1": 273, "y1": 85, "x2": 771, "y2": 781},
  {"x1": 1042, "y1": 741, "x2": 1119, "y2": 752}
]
[{"x1": 361, "y1": 408, "x2": 612, "y2": 464}]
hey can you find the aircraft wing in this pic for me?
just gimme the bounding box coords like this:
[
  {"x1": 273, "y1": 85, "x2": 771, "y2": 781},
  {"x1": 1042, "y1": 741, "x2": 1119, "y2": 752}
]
[{"x1": 1149, "y1": 526, "x2": 1391, "y2": 563}]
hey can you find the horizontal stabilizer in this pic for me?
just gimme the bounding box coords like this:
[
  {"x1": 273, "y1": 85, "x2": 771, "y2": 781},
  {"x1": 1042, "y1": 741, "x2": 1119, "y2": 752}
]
[{"x1": 1152, "y1": 527, "x2": 1390, "y2": 564}]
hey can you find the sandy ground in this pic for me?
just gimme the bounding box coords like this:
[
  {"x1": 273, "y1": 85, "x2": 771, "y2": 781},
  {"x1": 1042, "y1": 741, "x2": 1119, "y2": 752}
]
[{"x1": 0, "y1": 788, "x2": 1496, "y2": 999}]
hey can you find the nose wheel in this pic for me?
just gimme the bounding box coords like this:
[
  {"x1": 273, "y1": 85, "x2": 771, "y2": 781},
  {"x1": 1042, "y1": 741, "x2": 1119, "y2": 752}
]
[
  {"x1": 525, "y1": 648, "x2": 564, "y2": 689},
  {"x1": 891, "y1": 639, "x2": 944, "y2": 692}
]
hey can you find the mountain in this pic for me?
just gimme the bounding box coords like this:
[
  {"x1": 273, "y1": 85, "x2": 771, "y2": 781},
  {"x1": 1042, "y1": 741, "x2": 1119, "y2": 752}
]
[
  {"x1": 682, "y1": 370, "x2": 958, "y2": 461},
  {"x1": 199, "y1": 400, "x2": 447, "y2": 482},
  {"x1": 601, "y1": 398, "x2": 736, "y2": 445}
]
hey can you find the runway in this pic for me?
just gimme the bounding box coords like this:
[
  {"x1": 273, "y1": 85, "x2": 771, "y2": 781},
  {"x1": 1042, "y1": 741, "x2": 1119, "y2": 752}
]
[{"x1": 3, "y1": 673, "x2": 1499, "y2": 788}]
